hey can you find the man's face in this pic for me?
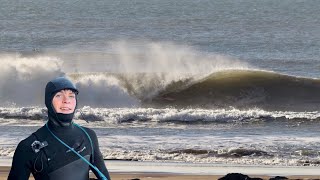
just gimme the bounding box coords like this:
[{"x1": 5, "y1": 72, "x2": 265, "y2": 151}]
[{"x1": 52, "y1": 89, "x2": 76, "y2": 114}]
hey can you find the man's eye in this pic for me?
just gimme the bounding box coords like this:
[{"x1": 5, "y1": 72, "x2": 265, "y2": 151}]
[
  {"x1": 69, "y1": 96, "x2": 75, "y2": 98},
  {"x1": 55, "y1": 94, "x2": 61, "y2": 98}
]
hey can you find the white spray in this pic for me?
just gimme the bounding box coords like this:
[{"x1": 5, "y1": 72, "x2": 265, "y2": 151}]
[{"x1": 0, "y1": 40, "x2": 250, "y2": 107}]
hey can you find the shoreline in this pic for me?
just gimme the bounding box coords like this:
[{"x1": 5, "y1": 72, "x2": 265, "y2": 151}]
[
  {"x1": 1, "y1": 158, "x2": 320, "y2": 180},
  {"x1": 1, "y1": 167, "x2": 320, "y2": 180}
]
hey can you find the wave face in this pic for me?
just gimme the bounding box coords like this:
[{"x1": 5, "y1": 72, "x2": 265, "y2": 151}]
[{"x1": 150, "y1": 70, "x2": 320, "y2": 111}]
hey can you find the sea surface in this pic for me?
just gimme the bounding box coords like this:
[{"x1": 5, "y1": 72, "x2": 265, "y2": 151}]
[{"x1": 1, "y1": 0, "x2": 320, "y2": 166}]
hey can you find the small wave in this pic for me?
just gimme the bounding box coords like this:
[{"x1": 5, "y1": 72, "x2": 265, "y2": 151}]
[
  {"x1": 0, "y1": 145, "x2": 318, "y2": 166},
  {"x1": 167, "y1": 148, "x2": 273, "y2": 158},
  {"x1": 0, "y1": 147, "x2": 16, "y2": 157},
  {"x1": 0, "y1": 107, "x2": 47, "y2": 120},
  {"x1": 216, "y1": 148, "x2": 273, "y2": 158},
  {"x1": 168, "y1": 149, "x2": 212, "y2": 155},
  {"x1": 96, "y1": 148, "x2": 319, "y2": 166},
  {"x1": 1, "y1": 107, "x2": 320, "y2": 125},
  {"x1": 298, "y1": 160, "x2": 320, "y2": 166}
]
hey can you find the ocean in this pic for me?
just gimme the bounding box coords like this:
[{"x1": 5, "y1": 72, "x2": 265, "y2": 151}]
[{"x1": 0, "y1": 0, "x2": 320, "y2": 167}]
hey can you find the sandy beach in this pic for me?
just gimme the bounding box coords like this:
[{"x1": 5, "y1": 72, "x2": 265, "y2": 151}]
[
  {"x1": 1, "y1": 167, "x2": 222, "y2": 180},
  {"x1": 1, "y1": 166, "x2": 320, "y2": 180},
  {"x1": 1, "y1": 159, "x2": 320, "y2": 180}
]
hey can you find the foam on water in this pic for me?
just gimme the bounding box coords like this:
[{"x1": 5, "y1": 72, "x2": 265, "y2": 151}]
[
  {"x1": 1, "y1": 107, "x2": 320, "y2": 124},
  {"x1": 1, "y1": 107, "x2": 320, "y2": 166},
  {"x1": 1, "y1": 121, "x2": 319, "y2": 166}
]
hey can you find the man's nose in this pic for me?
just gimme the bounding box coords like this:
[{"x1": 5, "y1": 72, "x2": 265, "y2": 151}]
[{"x1": 62, "y1": 95, "x2": 70, "y2": 103}]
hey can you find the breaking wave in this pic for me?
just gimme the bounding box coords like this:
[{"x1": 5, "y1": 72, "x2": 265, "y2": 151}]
[
  {"x1": 0, "y1": 41, "x2": 250, "y2": 108},
  {"x1": 1, "y1": 107, "x2": 320, "y2": 124},
  {"x1": 1, "y1": 42, "x2": 319, "y2": 112}
]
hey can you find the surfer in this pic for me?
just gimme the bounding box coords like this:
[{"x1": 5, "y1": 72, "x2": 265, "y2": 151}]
[{"x1": 8, "y1": 77, "x2": 111, "y2": 180}]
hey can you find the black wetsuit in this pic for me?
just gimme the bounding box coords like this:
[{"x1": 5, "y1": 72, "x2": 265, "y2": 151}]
[
  {"x1": 8, "y1": 77, "x2": 111, "y2": 180},
  {"x1": 8, "y1": 121, "x2": 111, "y2": 180}
]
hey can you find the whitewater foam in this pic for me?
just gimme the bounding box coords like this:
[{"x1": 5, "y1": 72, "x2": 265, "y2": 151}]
[
  {"x1": 0, "y1": 54, "x2": 64, "y2": 106},
  {"x1": 1, "y1": 108, "x2": 320, "y2": 166},
  {"x1": 1, "y1": 107, "x2": 320, "y2": 124}
]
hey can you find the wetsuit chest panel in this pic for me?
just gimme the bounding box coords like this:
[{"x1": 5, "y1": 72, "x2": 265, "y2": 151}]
[
  {"x1": 48, "y1": 155, "x2": 90, "y2": 180},
  {"x1": 31, "y1": 126, "x2": 92, "y2": 179},
  {"x1": 44, "y1": 138, "x2": 89, "y2": 172}
]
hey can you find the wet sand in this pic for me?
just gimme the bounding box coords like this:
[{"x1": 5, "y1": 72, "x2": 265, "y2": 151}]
[{"x1": 1, "y1": 166, "x2": 320, "y2": 180}]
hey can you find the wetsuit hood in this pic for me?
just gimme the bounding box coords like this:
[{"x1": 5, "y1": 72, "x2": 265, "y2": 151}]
[{"x1": 45, "y1": 77, "x2": 79, "y2": 127}]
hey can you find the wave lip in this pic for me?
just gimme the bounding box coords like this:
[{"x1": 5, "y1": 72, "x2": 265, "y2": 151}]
[{"x1": 150, "y1": 70, "x2": 320, "y2": 111}]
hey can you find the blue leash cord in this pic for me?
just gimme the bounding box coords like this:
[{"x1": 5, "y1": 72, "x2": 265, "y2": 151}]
[
  {"x1": 73, "y1": 123, "x2": 95, "y2": 161},
  {"x1": 46, "y1": 123, "x2": 108, "y2": 180}
]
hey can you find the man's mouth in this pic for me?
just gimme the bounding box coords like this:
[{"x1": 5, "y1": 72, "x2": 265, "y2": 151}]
[{"x1": 60, "y1": 107, "x2": 71, "y2": 110}]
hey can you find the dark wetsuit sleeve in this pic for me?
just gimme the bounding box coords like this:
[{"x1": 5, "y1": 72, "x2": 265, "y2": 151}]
[
  {"x1": 8, "y1": 141, "x2": 32, "y2": 180},
  {"x1": 89, "y1": 130, "x2": 111, "y2": 180}
]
